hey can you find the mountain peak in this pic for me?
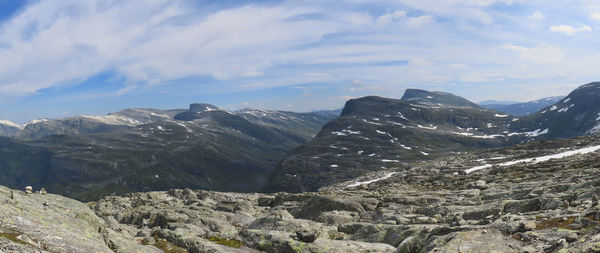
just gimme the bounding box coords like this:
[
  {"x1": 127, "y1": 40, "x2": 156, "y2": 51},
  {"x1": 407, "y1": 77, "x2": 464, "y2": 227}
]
[
  {"x1": 189, "y1": 103, "x2": 219, "y2": 113},
  {"x1": 0, "y1": 119, "x2": 23, "y2": 129},
  {"x1": 400, "y1": 89, "x2": 479, "y2": 108}
]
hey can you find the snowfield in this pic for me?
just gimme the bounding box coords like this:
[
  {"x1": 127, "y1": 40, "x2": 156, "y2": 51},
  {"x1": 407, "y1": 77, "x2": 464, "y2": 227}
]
[{"x1": 465, "y1": 145, "x2": 600, "y2": 174}]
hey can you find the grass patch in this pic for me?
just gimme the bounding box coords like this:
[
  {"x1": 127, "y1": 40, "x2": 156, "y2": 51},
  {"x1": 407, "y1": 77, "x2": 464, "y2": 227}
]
[
  {"x1": 208, "y1": 236, "x2": 245, "y2": 248},
  {"x1": 0, "y1": 232, "x2": 29, "y2": 245},
  {"x1": 151, "y1": 235, "x2": 187, "y2": 253},
  {"x1": 536, "y1": 217, "x2": 578, "y2": 230}
]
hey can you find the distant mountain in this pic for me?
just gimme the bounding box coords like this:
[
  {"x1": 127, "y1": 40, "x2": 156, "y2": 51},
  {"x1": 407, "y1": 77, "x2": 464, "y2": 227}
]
[
  {"x1": 269, "y1": 86, "x2": 585, "y2": 192},
  {"x1": 480, "y1": 96, "x2": 564, "y2": 116},
  {"x1": 269, "y1": 95, "x2": 533, "y2": 192},
  {"x1": 513, "y1": 82, "x2": 600, "y2": 138},
  {"x1": 478, "y1": 100, "x2": 520, "y2": 105},
  {"x1": 0, "y1": 104, "x2": 338, "y2": 200},
  {"x1": 311, "y1": 108, "x2": 342, "y2": 117},
  {"x1": 0, "y1": 120, "x2": 23, "y2": 137},
  {"x1": 400, "y1": 88, "x2": 480, "y2": 108}
]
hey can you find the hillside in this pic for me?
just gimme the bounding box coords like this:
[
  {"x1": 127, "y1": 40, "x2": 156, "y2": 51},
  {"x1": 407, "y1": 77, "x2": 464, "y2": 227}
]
[
  {"x1": 0, "y1": 104, "x2": 338, "y2": 201},
  {"x1": 269, "y1": 95, "x2": 533, "y2": 192},
  {"x1": 5, "y1": 135, "x2": 600, "y2": 252},
  {"x1": 513, "y1": 82, "x2": 600, "y2": 138},
  {"x1": 480, "y1": 96, "x2": 564, "y2": 116},
  {"x1": 270, "y1": 83, "x2": 600, "y2": 192}
]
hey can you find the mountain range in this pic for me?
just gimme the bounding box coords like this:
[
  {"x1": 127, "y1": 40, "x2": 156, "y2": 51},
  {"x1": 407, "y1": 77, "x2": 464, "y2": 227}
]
[
  {"x1": 480, "y1": 96, "x2": 564, "y2": 116},
  {"x1": 270, "y1": 82, "x2": 600, "y2": 192},
  {"x1": 1, "y1": 82, "x2": 599, "y2": 201},
  {"x1": 0, "y1": 104, "x2": 338, "y2": 200}
]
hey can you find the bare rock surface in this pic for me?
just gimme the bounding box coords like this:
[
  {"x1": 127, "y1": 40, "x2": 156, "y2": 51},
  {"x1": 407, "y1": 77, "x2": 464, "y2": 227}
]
[{"x1": 5, "y1": 136, "x2": 600, "y2": 252}]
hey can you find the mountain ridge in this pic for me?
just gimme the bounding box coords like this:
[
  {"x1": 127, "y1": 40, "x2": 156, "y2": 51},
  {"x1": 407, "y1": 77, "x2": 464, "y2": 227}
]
[
  {"x1": 480, "y1": 96, "x2": 564, "y2": 116},
  {"x1": 271, "y1": 82, "x2": 600, "y2": 192}
]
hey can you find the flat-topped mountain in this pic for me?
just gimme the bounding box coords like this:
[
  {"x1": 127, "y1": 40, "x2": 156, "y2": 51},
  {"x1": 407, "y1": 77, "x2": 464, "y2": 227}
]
[
  {"x1": 400, "y1": 88, "x2": 480, "y2": 108},
  {"x1": 270, "y1": 82, "x2": 600, "y2": 192},
  {"x1": 270, "y1": 95, "x2": 528, "y2": 192}
]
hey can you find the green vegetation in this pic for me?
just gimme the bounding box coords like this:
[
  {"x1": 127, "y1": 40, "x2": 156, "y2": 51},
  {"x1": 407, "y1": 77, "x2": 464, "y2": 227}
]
[
  {"x1": 153, "y1": 238, "x2": 188, "y2": 253},
  {"x1": 0, "y1": 232, "x2": 29, "y2": 245},
  {"x1": 208, "y1": 236, "x2": 245, "y2": 248}
]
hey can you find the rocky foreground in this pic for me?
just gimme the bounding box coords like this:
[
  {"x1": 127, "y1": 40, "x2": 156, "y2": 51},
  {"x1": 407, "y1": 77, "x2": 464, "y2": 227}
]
[{"x1": 4, "y1": 136, "x2": 600, "y2": 252}]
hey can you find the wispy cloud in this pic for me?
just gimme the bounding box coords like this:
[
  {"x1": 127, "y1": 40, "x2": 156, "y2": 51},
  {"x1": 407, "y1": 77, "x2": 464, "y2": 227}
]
[
  {"x1": 529, "y1": 11, "x2": 544, "y2": 19},
  {"x1": 1, "y1": 0, "x2": 600, "y2": 122},
  {"x1": 550, "y1": 25, "x2": 592, "y2": 36}
]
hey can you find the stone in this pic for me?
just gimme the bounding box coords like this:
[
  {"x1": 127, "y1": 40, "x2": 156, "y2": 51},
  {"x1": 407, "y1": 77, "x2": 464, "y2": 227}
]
[
  {"x1": 296, "y1": 229, "x2": 319, "y2": 243},
  {"x1": 396, "y1": 236, "x2": 421, "y2": 253},
  {"x1": 257, "y1": 196, "x2": 274, "y2": 207},
  {"x1": 295, "y1": 195, "x2": 365, "y2": 220},
  {"x1": 25, "y1": 186, "x2": 33, "y2": 194},
  {"x1": 316, "y1": 210, "x2": 359, "y2": 226},
  {"x1": 520, "y1": 220, "x2": 536, "y2": 231},
  {"x1": 39, "y1": 188, "x2": 47, "y2": 195}
]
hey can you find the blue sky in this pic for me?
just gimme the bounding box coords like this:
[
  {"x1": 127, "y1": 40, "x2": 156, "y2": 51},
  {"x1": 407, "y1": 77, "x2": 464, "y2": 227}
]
[{"x1": 0, "y1": 0, "x2": 600, "y2": 123}]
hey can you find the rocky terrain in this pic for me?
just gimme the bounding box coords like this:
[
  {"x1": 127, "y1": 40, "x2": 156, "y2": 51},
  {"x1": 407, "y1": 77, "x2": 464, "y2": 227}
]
[
  {"x1": 273, "y1": 82, "x2": 600, "y2": 192},
  {"x1": 4, "y1": 135, "x2": 600, "y2": 252}
]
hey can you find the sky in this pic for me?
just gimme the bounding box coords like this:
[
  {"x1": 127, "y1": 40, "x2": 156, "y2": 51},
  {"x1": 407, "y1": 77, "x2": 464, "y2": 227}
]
[{"x1": 1, "y1": 0, "x2": 600, "y2": 123}]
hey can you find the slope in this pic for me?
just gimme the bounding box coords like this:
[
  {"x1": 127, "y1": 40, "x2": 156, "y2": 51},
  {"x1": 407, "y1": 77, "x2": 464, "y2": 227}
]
[
  {"x1": 270, "y1": 95, "x2": 532, "y2": 192},
  {"x1": 480, "y1": 96, "x2": 564, "y2": 116}
]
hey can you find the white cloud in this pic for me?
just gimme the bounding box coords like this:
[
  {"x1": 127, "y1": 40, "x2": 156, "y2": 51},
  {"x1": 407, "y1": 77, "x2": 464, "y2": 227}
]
[
  {"x1": 376, "y1": 10, "x2": 406, "y2": 25},
  {"x1": 393, "y1": 0, "x2": 517, "y2": 24},
  {"x1": 350, "y1": 80, "x2": 366, "y2": 87},
  {"x1": 529, "y1": 10, "x2": 544, "y2": 19},
  {"x1": 0, "y1": 0, "x2": 360, "y2": 96},
  {"x1": 242, "y1": 71, "x2": 265, "y2": 77},
  {"x1": 500, "y1": 43, "x2": 563, "y2": 63},
  {"x1": 550, "y1": 25, "x2": 592, "y2": 36},
  {"x1": 406, "y1": 15, "x2": 434, "y2": 27},
  {"x1": 591, "y1": 11, "x2": 600, "y2": 20},
  {"x1": 0, "y1": 0, "x2": 599, "y2": 109}
]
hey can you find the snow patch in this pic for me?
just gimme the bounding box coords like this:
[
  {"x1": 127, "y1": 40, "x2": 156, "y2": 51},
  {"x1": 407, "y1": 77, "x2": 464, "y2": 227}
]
[
  {"x1": 346, "y1": 172, "x2": 396, "y2": 188},
  {"x1": 400, "y1": 144, "x2": 412, "y2": 150},
  {"x1": 25, "y1": 119, "x2": 49, "y2": 126},
  {"x1": 465, "y1": 145, "x2": 600, "y2": 174},
  {"x1": 494, "y1": 114, "x2": 508, "y2": 118},
  {"x1": 0, "y1": 120, "x2": 23, "y2": 129},
  {"x1": 507, "y1": 128, "x2": 548, "y2": 137},
  {"x1": 397, "y1": 112, "x2": 408, "y2": 120},
  {"x1": 82, "y1": 115, "x2": 142, "y2": 126},
  {"x1": 557, "y1": 104, "x2": 574, "y2": 113},
  {"x1": 362, "y1": 119, "x2": 383, "y2": 126},
  {"x1": 417, "y1": 124, "x2": 437, "y2": 130}
]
